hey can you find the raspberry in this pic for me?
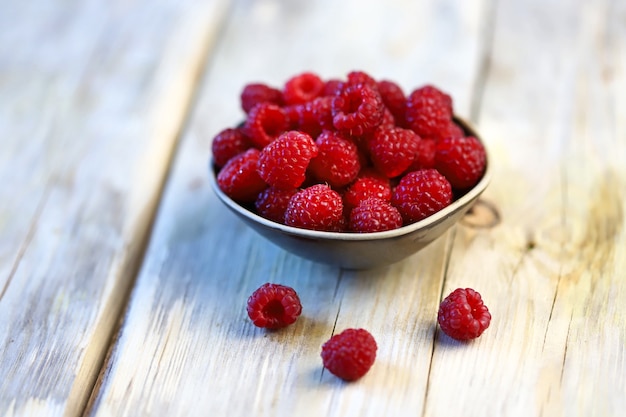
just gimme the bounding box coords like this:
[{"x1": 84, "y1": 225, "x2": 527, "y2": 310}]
[
  {"x1": 211, "y1": 128, "x2": 250, "y2": 168},
  {"x1": 243, "y1": 103, "x2": 288, "y2": 149},
  {"x1": 437, "y1": 288, "x2": 491, "y2": 341},
  {"x1": 241, "y1": 83, "x2": 283, "y2": 113},
  {"x1": 308, "y1": 131, "x2": 361, "y2": 188},
  {"x1": 391, "y1": 169, "x2": 452, "y2": 224},
  {"x1": 310, "y1": 96, "x2": 335, "y2": 131},
  {"x1": 247, "y1": 283, "x2": 302, "y2": 329},
  {"x1": 405, "y1": 85, "x2": 453, "y2": 140},
  {"x1": 321, "y1": 328, "x2": 377, "y2": 381},
  {"x1": 283, "y1": 72, "x2": 324, "y2": 105},
  {"x1": 435, "y1": 136, "x2": 486, "y2": 189},
  {"x1": 407, "y1": 138, "x2": 436, "y2": 171},
  {"x1": 288, "y1": 96, "x2": 334, "y2": 137},
  {"x1": 442, "y1": 121, "x2": 465, "y2": 140},
  {"x1": 349, "y1": 198, "x2": 403, "y2": 233},
  {"x1": 255, "y1": 187, "x2": 298, "y2": 223},
  {"x1": 343, "y1": 169, "x2": 392, "y2": 214},
  {"x1": 332, "y1": 84, "x2": 384, "y2": 137},
  {"x1": 284, "y1": 184, "x2": 345, "y2": 232},
  {"x1": 368, "y1": 127, "x2": 420, "y2": 178},
  {"x1": 377, "y1": 80, "x2": 407, "y2": 127},
  {"x1": 257, "y1": 131, "x2": 318, "y2": 189},
  {"x1": 217, "y1": 148, "x2": 267, "y2": 203},
  {"x1": 345, "y1": 70, "x2": 378, "y2": 89},
  {"x1": 322, "y1": 79, "x2": 343, "y2": 96}
]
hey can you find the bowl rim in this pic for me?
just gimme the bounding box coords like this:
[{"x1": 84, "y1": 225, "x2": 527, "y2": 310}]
[{"x1": 208, "y1": 117, "x2": 491, "y2": 242}]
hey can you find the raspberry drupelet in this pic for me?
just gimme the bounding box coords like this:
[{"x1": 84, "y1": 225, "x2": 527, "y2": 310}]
[
  {"x1": 437, "y1": 288, "x2": 491, "y2": 341},
  {"x1": 247, "y1": 283, "x2": 302, "y2": 329},
  {"x1": 342, "y1": 168, "x2": 392, "y2": 215},
  {"x1": 321, "y1": 328, "x2": 377, "y2": 381}
]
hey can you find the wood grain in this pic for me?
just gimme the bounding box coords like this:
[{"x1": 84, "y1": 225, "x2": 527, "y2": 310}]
[
  {"x1": 424, "y1": 0, "x2": 626, "y2": 415},
  {"x1": 0, "y1": 1, "x2": 230, "y2": 416},
  {"x1": 88, "y1": 0, "x2": 494, "y2": 416}
]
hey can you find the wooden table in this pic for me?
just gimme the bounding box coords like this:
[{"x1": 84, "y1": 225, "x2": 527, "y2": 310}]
[{"x1": 1, "y1": 0, "x2": 625, "y2": 415}]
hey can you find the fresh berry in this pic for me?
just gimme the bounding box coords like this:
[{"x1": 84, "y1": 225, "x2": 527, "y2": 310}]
[
  {"x1": 321, "y1": 328, "x2": 377, "y2": 381},
  {"x1": 284, "y1": 184, "x2": 345, "y2": 232},
  {"x1": 345, "y1": 70, "x2": 378, "y2": 89},
  {"x1": 247, "y1": 283, "x2": 302, "y2": 329},
  {"x1": 241, "y1": 83, "x2": 283, "y2": 113},
  {"x1": 283, "y1": 72, "x2": 324, "y2": 105},
  {"x1": 310, "y1": 96, "x2": 335, "y2": 131},
  {"x1": 308, "y1": 131, "x2": 361, "y2": 188},
  {"x1": 437, "y1": 288, "x2": 491, "y2": 341},
  {"x1": 322, "y1": 79, "x2": 343, "y2": 96},
  {"x1": 332, "y1": 84, "x2": 384, "y2": 136},
  {"x1": 349, "y1": 198, "x2": 403, "y2": 233},
  {"x1": 368, "y1": 127, "x2": 420, "y2": 178},
  {"x1": 377, "y1": 80, "x2": 407, "y2": 127},
  {"x1": 435, "y1": 136, "x2": 486, "y2": 189},
  {"x1": 391, "y1": 169, "x2": 452, "y2": 224},
  {"x1": 405, "y1": 85, "x2": 453, "y2": 140},
  {"x1": 442, "y1": 121, "x2": 465, "y2": 140},
  {"x1": 243, "y1": 103, "x2": 288, "y2": 148},
  {"x1": 211, "y1": 128, "x2": 250, "y2": 168},
  {"x1": 217, "y1": 148, "x2": 267, "y2": 203},
  {"x1": 407, "y1": 138, "x2": 436, "y2": 171},
  {"x1": 255, "y1": 187, "x2": 298, "y2": 223},
  {"x1": 257, "y1": 131, "x2": 318, "y2": 189},
  {"x1": 343, "y1": 169, "x2": 392, "y2": 214}
]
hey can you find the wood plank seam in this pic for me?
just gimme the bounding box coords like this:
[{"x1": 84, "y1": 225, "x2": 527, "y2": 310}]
[{"x1": 76, "y1": 5, "x2": 238, "y2": 417}]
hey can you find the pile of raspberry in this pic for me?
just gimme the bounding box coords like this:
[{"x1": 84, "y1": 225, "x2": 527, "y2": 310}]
[{"x1": 213, "y1": 70, "x2": 486, "y2": 233}]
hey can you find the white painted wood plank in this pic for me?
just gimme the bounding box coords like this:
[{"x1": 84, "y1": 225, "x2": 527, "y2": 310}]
[
  {"x1": 424, "y1": 0, "x2": 626, "y2": 415},
  {"x1": 90, "y1": 0, "x2": 491, "y2": 416},
  {"x1": 0, "y1": 1, "x2": 231, "y2": 416}
]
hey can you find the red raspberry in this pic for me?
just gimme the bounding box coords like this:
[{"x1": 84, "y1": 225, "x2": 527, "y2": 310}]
[
  {"x1": 241, "y1": 83, "x2": 283, "y2": 113},
  {"x1": 321, "y1": 328, "x2": 377, "y2": 381},
  {"x1": 377, "y1": 80, "x2": 407, "y2": 127},
  {"x1": 442, "y1": 121, "x2": 465, "y2": 140},
  {"x1": 405, "y1": 85, "x2": 453, "y2": 140},
  {"x1": 211, "y1": 128, "x2": 250, "y2": 168},
  {"x1": 283, "y1": 72, "x2": 324, "y2": 105},
  {"x1": 407, "y1": 138, "x2": 436, "y2": 171},
  {"x1": 287, "y1": 96, "x2": 334, "y2": 137},
  {"x1": 255, "y1": 187, "x2": 298, "y2": 223},
  {"x1": 332, "y1": 84, "x2": 384, "y2": 137},
  {"x1": 345, "y1": 70, "x2": 378, "y2": 89},
  {"x1": 284, "y1": 184, "x2": 345, "y2": 232},
  {"x1": 322, "y1": 78, "x2": 343, "y2": 96},
  {"x1": 368, "y1": 127, "x2": 420, "y2": 178},
  {"x1": 435, "y1": 136, "x2": 486, "y2": 189},
  {"x1": 217, "y1": 148, "x2": 267, "y2": 203},
  {"x1": 257, "y1": 131, "x2": 318, "y2": 189},
  {"x1": 247, "y1": 283, "x2": 302, "y2": 329},
  {"x1": 308, "y1": 131, "x2": 361, "y2": 188},
  {"x1": 437, "y1": 288, "x2": 491, "y2": 341},
  {"x1": 379, "y1": 106, "x2": 397, "y2": 130},
  {"x1": 342, "y1": 168, "x2": 392, "y2": 214},
  {"x1": 391, "y1": 169, "x2": 452, "y2": 224},
  {"x1": 349, "y1": 198, "x2": 403, "y2": 233},
  {"x1": 310, "y1": 96, "x2": 335, "y2": 131},
  {"x1": 243, "y1": 103, "x2": 288, "y2": 149}
]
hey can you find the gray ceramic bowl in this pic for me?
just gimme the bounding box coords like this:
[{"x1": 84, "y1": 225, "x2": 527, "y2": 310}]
[{"x1": 208, "y1": 118, "x2": 490, "y2": 269}]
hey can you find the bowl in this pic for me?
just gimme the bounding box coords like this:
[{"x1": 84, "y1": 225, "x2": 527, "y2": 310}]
[{"x1": 208, "y1": 117, "x2": 491, "y2": 269}]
